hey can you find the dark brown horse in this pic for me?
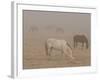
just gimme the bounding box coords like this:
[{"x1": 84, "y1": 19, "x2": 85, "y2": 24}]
[{"x1": 73, "y1": 35, "x2": 88, "y2": 48}]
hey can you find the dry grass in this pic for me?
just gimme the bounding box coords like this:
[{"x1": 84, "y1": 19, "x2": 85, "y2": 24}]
[{"x1": 23, "y1": 32, "x2": 90, "y2": 69}]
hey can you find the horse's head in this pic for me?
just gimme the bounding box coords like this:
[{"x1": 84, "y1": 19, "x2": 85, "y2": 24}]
[{"x1": 66, "y1": 42, "x2": 74, "y2": 59}]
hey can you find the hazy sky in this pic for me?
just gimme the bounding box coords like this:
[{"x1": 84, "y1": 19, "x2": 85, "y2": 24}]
[{"x1": 23, "y1": 10, "x2": 91, "y2": 37}]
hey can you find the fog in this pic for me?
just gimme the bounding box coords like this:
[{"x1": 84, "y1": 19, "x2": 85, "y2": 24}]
[{"x1": 23, "y1": 10, "x2": 90, "y2": 38}]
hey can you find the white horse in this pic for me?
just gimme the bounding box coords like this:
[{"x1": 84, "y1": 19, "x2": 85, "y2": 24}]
[{"x1": 45, "y1": 38, "x2": 74, "y2": 59}]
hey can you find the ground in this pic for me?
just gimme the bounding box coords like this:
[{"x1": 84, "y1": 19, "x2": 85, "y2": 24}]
[{"x1": 23, "y1": 31, "x2": 90, "y2": 69}]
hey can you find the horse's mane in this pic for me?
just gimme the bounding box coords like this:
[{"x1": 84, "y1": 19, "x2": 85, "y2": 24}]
[{"x1": 66, "y1": 42, "x2": 72, "y2": 50}]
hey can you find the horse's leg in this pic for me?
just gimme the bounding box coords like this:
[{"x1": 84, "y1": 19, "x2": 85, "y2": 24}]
[
  {"x1": 45, "y1": 45, "x2": 51, "y2": 56},
  {"x1": 46, "y1": 47, "x2": 51, "y2": 61},
  {"x1": 45, "y1": 42, "x2": 53, "y2": 56},
  {"x1": 86, "y1": 41, "x2": 88, "y2": 49},
  {"x1": 48, "y1": 47, "x2": 54, "y2": 56},
  {"x1": 74, "y1": 39, "x2": 76, "y2": 48},
  {"x1": 75, "y1": 41, "x2": 77, "y2": 48},
  {"x1": 47, "y1": 48, "x2": 51, "y2": 56},
  {"x1": 82, "y1": 42, "x2": 84, "y2": 48},
  {"x1": 74, "y1": 41, "x2": 75, "y2": 48},
  {"x1": 45, "y1": 43, "x2": 49, "y2": 56},
  {"x1": 61, "y1": 49, "x2": 64, "y2": 56}
]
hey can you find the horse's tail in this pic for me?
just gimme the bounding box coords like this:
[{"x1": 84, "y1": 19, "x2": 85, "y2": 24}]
[{"x1": 45, "y1": 41, "x2": 48, "y2": 56}]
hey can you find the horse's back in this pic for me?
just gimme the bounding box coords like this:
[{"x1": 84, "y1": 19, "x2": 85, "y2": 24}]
[
  {"x1": 46, "y1": 38, "x2": 67, "y2": 49},
  {"x1": 74, "y1": 35, "x2": 87, "y2": 41},
  {"x1": 47, "y1": 38, "x2": 66, "y2": 45}
]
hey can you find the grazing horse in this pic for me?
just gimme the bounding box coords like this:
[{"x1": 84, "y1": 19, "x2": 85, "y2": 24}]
[
  {"x1": 73, "y1": 35, "x2": 88, "y2": 48},
  {"x1": 45, "y1": 38, "x2": 74, "y2": 59},
  {"x1": 56, "y1": 28, "x2": 64, "y2": 34}
]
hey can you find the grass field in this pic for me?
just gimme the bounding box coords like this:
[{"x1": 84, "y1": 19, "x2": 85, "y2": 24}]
[{"x1": 23, "y1": 31, "x2": 90, "y2": 69}]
